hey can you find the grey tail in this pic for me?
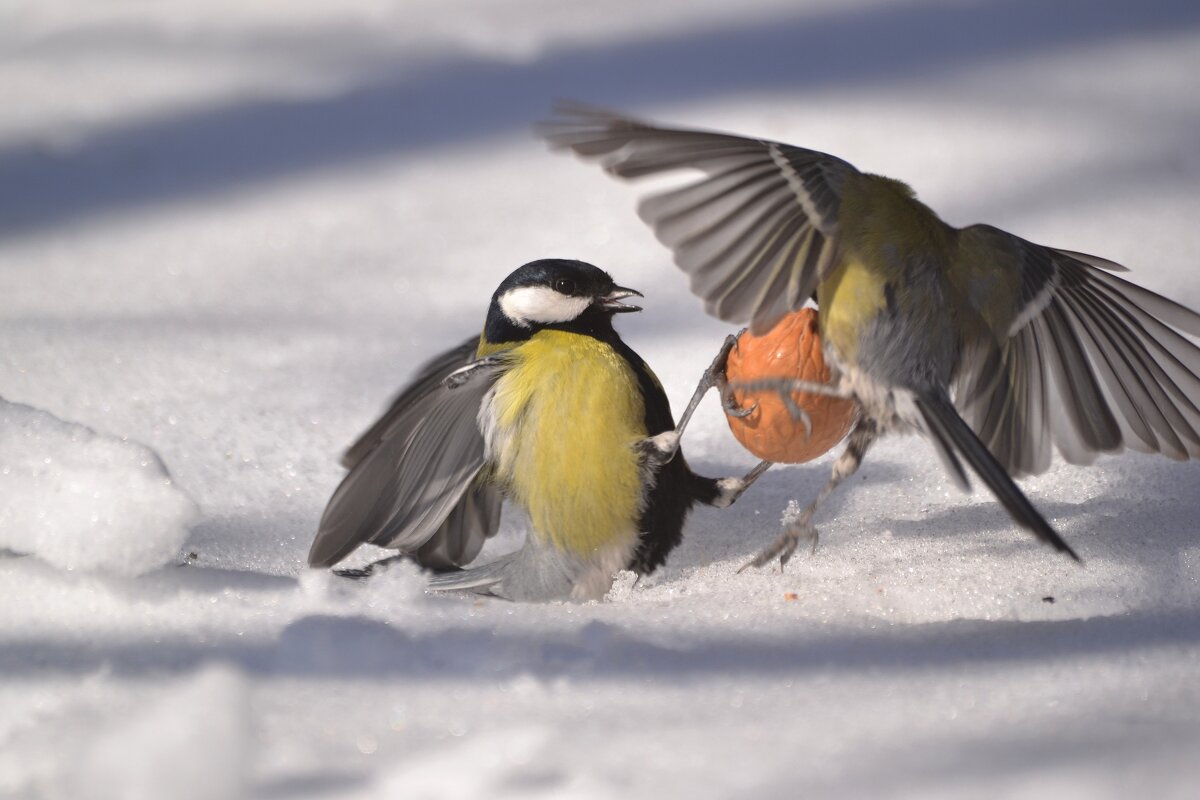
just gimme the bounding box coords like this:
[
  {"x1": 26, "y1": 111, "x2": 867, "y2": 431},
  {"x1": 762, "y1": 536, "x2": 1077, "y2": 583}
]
[
  {"x1": 915, "y1": 389, "x2": 1080, "y2": 561},
  {"x1": 424, "y1": 553, "x2": 514, "y2": 595}
]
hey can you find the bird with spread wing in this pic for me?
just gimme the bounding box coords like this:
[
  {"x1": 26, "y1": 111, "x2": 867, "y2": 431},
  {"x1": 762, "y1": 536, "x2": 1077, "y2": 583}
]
[{"x1": 542, "y1": 105, "x2": 1200, "y2": 569}]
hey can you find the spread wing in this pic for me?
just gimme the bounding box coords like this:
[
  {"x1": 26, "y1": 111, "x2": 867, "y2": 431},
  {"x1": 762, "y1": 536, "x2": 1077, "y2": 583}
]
[
  {"x1": 340, "y1": 336, "x2": 479, "y2": 468},
  {"x1": 541, "y1": 104, "x2": 858, "y2": 334},
  {"x1": 544, "y1": 105, "x2": 1200, "y2": 477},
  {"x1": 308, "y1": 342, "x2": 506, "y2": 569},
  {"x1": 954, "y1": 224, "x2": 1200, "y2": 476}
]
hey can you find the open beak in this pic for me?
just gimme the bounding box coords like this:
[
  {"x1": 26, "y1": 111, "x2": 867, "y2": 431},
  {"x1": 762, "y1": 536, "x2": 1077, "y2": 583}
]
[{"x1": 597, "y1": 285, "x2": 643, "y2": 313}]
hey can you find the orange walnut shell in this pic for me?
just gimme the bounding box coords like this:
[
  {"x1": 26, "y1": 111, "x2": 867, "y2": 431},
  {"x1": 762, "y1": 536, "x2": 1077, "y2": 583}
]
[{"x1": 724, "y1": 308, "x2": 858, "y2": 464}]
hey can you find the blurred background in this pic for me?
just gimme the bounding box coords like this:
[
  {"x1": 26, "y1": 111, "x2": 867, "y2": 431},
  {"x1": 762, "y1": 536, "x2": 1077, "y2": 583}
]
[{"x1": 3, "y1": 1, "x2": 1200, "y2": 798}]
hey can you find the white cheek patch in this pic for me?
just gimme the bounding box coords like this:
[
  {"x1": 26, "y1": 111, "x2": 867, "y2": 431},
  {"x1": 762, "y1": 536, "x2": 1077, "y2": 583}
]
[{"x1": 499, "y1": 286, "x2": 591, "y2": 326}]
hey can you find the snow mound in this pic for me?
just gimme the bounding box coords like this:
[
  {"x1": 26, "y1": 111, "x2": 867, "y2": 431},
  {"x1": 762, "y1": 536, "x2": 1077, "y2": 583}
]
[
  {"x1": 73, "y1": 665, "x2": 252, "y2": 800},
  {"x1": 0, "y1": 398, "x2": 199, "y2": 576}
]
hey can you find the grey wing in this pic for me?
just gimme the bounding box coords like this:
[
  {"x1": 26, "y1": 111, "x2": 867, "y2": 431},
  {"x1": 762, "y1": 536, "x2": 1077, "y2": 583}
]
[
  {"x1": 307, "y1": 350, "x2": 506, "y2": 569},
  {"x1": 954, "y1": 224, "x2": 1200, "y2": 477},
  {"x1": 412, "y1": 478, "x2": 503, "y2": 570},
  {"x1": 541, "y1": 103, "x2": 858, "y2": 334},
  {"x1": 341, "y1": 335, "x2": 479, "y2": 469}
]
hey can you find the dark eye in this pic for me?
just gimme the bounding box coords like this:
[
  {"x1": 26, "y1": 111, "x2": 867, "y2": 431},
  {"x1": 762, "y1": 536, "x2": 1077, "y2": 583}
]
[{"x1": 553, "y1": 278, "x2": 576, "y2": 295}]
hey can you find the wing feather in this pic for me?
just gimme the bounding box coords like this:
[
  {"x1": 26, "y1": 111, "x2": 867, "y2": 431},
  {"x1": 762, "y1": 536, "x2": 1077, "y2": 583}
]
[
  {"x1": 341, "y1": 335, "x2": 479, "y2": 468},
  {"x1": 542, "y1": 104, "x2": 857, "y2": 329},
  {"x1": 308, "y1": 348, "x2": 506, "y2": 569},
  {"x1": 954, "y1": 225, "x2": 1200, "y2": 474}
]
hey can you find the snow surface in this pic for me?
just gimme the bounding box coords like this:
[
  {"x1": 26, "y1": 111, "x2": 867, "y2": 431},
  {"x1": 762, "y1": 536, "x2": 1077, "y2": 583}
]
[
  {"x1": 73, "y1": 664, "x2": 251, "y2": 800},
  {"x1": 0, "y1": 398, "x2": 198, "y2": 577},
  {"x1": 2, "y1": 0, "x2": 1200, "y2": 797}
]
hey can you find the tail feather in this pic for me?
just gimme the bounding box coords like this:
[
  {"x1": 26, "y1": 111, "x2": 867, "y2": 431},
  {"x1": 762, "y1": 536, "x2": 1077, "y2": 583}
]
[
  {"x1": 915, "y1": 390, "x2": 1080, "y2": 561},
  {"x1": 425, "y1": 541, "x2": 583, "y2": 602},
  {"x1": 920, "y1": 416, "x2": 972, "y2": 493},
  {"x1": 425, "y1": 554, "x2": 514, "y2": 595}
]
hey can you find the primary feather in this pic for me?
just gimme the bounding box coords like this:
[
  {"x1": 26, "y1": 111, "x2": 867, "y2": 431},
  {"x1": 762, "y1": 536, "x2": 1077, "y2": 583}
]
[{"x1": 308, "y1": 347, "x2": 503, "y2": 570}]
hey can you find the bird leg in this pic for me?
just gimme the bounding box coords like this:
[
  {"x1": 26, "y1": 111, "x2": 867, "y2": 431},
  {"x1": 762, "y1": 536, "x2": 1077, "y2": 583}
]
[
  {"x1": 677, "y1": 331, "x2": 754, "y2": 431},
  {"x1": 709, "y1": 458, "x2": 774, "y2": 508},
  {"x1": 712, "y1": 330, "x2": 757, "y2": 419},
  {"x1": 637, "y1": 334, "x2": 773, "y2": 490},
  {"x1": 641, "y1": 331, "x2": 749, "y2": 465},
  {"x1": 739, "y1": 418, "x2": 878, "y2": 571}
]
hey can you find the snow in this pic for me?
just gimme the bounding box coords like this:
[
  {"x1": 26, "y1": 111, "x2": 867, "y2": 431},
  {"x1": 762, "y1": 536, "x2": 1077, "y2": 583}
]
[
  {"x1": 73, "y1": 665, "x2": 252, "y2": 800},
  {"x1": 2, "y1": 0, "x2": 1200, "y2": 797},
  {"x1": 0, "y1": 398, "x2": 198, "y2": 576}
]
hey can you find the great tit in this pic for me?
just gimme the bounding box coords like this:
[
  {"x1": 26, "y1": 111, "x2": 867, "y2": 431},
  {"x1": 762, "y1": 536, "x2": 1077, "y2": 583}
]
[
  {"x1": 543, "y1": 106, "x2": 1200, "y2": 568},
  {"x1": 307, "y1": 259, "x2": 767, "y2": 601}
]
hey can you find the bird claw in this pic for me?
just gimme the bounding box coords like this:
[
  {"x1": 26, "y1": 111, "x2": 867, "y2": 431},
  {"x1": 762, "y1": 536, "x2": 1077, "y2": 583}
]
[
  {"x1": 719, "y1": 379, "x2": 757, "y2": 418},
  {"x1": 738, "y1": 521, "x2": 819, "y2": 573},
  {"x1": 714, "y1": 329, "x2": 763, "y2": 420},
  {"x1": 726, "y1": 376, "x2": 847, "y2": 439},
  {"x1": 332, "y1": 553, "x2": 417, "y2": 580},
  {"x1": 703, "y1": 333, "x2": 740, "y2": 388},
  {"x1": 726, "y1": 330, "x2": 746, "y2": 357},
  {"x1": 332, "y1": 567, "x2": 372, "y2": 581},
  {"x1": 780, "y1": 395, "x2": 814, "y2": 440}
]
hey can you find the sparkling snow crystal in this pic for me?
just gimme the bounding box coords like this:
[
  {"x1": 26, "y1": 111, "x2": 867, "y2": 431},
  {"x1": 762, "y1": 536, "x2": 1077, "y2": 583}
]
[{"x1": 0, "y1": 398, "x2": 198, "y2": 576}]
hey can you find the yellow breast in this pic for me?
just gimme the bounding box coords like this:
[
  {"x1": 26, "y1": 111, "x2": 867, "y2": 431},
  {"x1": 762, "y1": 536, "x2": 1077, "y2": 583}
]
[
  {"x1": 486, "y1": 330, "x2": 647, "y2": 556},
  {"x1": 818, "y1": 257, "x2": 887, "y2": 363}
]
